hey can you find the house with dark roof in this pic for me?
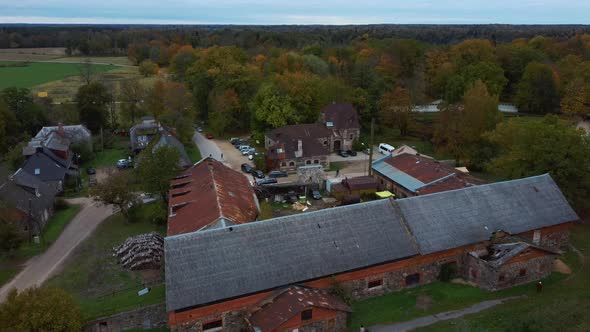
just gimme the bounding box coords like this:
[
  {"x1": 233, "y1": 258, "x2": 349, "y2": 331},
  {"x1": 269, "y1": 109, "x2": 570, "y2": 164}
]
[
  {"x1": 131, "y1": 117, "x2": 191, "y2": 168},
  {"x1": 21, "y1": 147, "x2": 78, "y2": 193},
  {"x1": 331, "y1": 175, "x2": 379, "y2": 200},
  {"x1": 0, "y1": 168, "x2": 57, "y2": 237},
  {"x1": 167, "y1": 157, "x2": 259, "y2": 236},
  {"x1": 264, "y1": 103, "x2": 360, "y2": 172},
  {"x1": 371, "y1": 153, "x2": 486, "y2": 198},
  {"x1": 164, "y1": 174, "x2": 578, "y2": 331}
]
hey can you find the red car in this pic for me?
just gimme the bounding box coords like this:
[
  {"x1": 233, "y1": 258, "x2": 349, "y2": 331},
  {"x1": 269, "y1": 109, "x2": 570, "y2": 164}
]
[{"x1": 206, "y1": 133, "x2": 214, "y2": 139}]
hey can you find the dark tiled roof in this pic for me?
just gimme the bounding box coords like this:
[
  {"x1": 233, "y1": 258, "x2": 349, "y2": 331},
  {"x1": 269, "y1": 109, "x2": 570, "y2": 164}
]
[
  {"x1": 22, "y1": 152, "x2": 67, "y2": 182},
  {"x1": 0, "y1": 168, "x2": 56, "y2": 223},
  {"x1": 397, "y1": 174, "x2": 579, "y2": 255},
  {"x1": 267, "y1": 123, "x2": 331, "y2": 160},
  {"x1": 343, "y1": 176, "x2": 378, "y2": 191},
  {"x1": 155, "y1": 131, "x2": 192, "y2": 168},
  {"x1": 248, "y1": 286, "x2": 351, "y2": 332},
  {"x1": 165, "y1": 174, "x2": 577, "y2": 312},
  {"x1": 165, "y1": 199, "x2": 417, "y2": 311},
  {"x1": 268, "y1": 123, "x2": 331, "y2": 141},
  {"x1": 321, "y1": 103, "x2": 360, "y2": 130},
  {"x1": 167, "y1": 158, "x2": 258, "y2": 236}
]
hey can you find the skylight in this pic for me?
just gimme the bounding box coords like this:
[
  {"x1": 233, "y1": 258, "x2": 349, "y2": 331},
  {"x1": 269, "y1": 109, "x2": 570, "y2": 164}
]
[
  {"x1": 326, "y1": 121, "x2": 334, "y2": 127},
  {"x1": 34, "y1": 168, "x2": 40, "y2": 175}
]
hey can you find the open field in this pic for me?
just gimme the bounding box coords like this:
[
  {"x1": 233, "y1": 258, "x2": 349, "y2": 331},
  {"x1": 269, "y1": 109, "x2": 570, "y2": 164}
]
[
  {"x1": 51, "y1": 56, "x2": 134, "y2": 66},
  {"x1": 0, "y1": 47, "x2": 66, "y2": 61},
  {"x1": 0, "y1": 61, "x2": 116, "y2": 90},
  {"x1": 46, "y1": 203, "x2": 166, "y2": 321}
]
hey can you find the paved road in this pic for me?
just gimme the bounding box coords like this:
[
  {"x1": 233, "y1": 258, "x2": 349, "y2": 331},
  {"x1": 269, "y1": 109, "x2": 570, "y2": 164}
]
[
  {"x1": 193, "y1": 131, "x2": 223, "y2": 161},
  {"x1": 369, "y1": 296, "x2": 526, "y2": 332},
  {"x1": 0, "y1": 198, "x2": 114, "y2": 302}
]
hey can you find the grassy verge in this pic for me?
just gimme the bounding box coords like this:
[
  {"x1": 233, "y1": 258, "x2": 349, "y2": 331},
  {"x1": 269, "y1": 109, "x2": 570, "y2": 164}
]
[
  {"x1": 46, "y1": 203, "x2": 166, "y2": 321},
  {"x1": 328, "y1": 161, "x2": 347, "y2": 172},
  {"x1": 185, "y1": 142, "x2": 202, "y2": 164},
  {"x1": 0, "y1": 204, "x2": 81, "y2": 287}
]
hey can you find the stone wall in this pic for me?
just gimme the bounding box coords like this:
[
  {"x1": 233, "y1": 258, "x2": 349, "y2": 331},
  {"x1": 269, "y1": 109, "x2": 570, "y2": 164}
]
[
  {"x1": 540, "y1": 229, "x2": 570, "y2": 251},
  {"x1": 172, "y1": 310, "x2": 248, "y2": 332},
  {"x1": 464, "y1": 254, "x2": 555, "y2": 291},
  {"x1": 84, "y1": 303, "x2": 167, "y2": 332}
]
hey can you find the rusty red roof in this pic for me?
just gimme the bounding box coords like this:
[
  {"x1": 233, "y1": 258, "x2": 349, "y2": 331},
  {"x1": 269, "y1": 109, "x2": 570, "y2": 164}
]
[
  {"x1": 343, "y1": 176, "x2": 378, "y2": 191},
  {"x1": 417, "y1": 173, "x2": 487, "y2": 195},
  {"x1": 247, "y1": 286, "x2": 351, "y2": 332},
  {"x1": 385, "y1": 154, "x2": 456, "y2": 184},
  {"x1": 167, "y1": 157, "x2": 258, "y2": 236}
]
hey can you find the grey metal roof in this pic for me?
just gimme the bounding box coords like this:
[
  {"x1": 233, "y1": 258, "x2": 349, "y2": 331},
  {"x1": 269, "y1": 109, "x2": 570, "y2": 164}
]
[
  {"x1": 397, "y1": 174, "x2": 579, "y2": 255},
  {"x1": 372, "y1": 156, "x2": 426, "y2": 192},
  {"x1": 165, "y1": 199, "x2": 418, "y2": 312}
]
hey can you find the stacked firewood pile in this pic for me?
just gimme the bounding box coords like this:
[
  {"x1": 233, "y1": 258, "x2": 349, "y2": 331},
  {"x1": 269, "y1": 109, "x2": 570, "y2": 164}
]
[{"x1": 113, "y1": 233, "x2": 164, "y2": 271}]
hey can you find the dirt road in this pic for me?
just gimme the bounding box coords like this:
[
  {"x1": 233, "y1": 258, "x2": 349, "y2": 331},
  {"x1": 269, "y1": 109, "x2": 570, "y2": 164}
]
[{"x1": 0, "y1": 197, "x2": 114, "y2": 302}]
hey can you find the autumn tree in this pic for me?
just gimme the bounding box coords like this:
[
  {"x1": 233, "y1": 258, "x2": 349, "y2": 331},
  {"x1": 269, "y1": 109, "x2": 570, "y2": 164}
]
[
  {"x1": 378, "y1": 87, "x2": 413, "y2": 136},
  {"x1": 0, "y1": 201, "x2": 23, "y2": 254},
  {"x1": 137, "y1": 145, "x2": 181, "y2": 201},
  {"x1": 119, "y1": 79, "x2": 146, "y2": 125},
  {"x1": 0, "y1": 287, "x2": 82, "y2": 332},
  {"x1": 485, "y1": 115, "x2": 590, "y2": 209},
  {"x1": 516, "y1": 62, "x2": 559, "y2": 114},
  {"x1": 139, "y1": 59, "x2": 159, "y2": 77},
  {"x1": 75, "y1": 81, "x2": 111, "y2": 132},
  {"x1": 89, "y1": 171, "x2": 137, "y2": 220},
  {"x1": 170, "y1": 45, "x2": 196, "y2": 81}
]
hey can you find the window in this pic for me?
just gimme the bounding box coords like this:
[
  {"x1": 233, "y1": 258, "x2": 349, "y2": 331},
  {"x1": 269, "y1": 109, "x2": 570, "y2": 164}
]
[
  {"x1": 327, "y1": 319, "x2": 335, "y2": 330},
  {"x1": 289, "y1": 161, "x2": 295, "y2": 166},
  {"x1": 281, "y1": 162, "x2": 286, "y2": 167},
  {"x1": 350, "y1": 134, "x2": 353, "y2": 139},
  {"x1": 306, "y1": 160, "x2": 311, "y2": 165},
  {"x1": 368, "y1": 279, "x2": 383, "y2": 289},
  {"x1": 34, "y1": 168, "x2": 40, "y2": 175},
  {"x1": 301, "y1": 309, "x2": 312, "y2": 320},
  {"x1": 499, "y1": 274, "x2": 505, "y2": 282},
  {"x1": 203, "y1": 319, "x2": 223, "y2": 331},
  {"x1": 313, "y1": 160, "x2": 319, "y2": 164},
  {"x1": 324, "y1": 140, "x2": 328, "y2": 145},
  {"x1": 277, "y1": 148, "x2": 284, "y2": 153},
  {"x1": 519, "y1": 268, "x2": 527, "y2": 277},
  {"x1": 405, "y1": 273, "x2": 420, "y2": 286}
]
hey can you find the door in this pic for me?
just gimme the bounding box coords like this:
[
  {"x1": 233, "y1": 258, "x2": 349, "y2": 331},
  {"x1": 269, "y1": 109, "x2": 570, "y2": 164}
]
[{"x1": 334, "y1": 140, "x2": 341, "y2": 152}]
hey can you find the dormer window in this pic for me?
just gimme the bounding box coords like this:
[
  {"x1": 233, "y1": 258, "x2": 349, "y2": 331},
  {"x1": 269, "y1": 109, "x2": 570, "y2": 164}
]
[
  {"x1": 326, "y1": 121, "x2": 334, "y2": 127},
  {"x1": 277, "y1": 148, "x2": 284, "y2": 153},
  {"x1": 34, "y1": 168, "x2": 40, "y2": 175}
]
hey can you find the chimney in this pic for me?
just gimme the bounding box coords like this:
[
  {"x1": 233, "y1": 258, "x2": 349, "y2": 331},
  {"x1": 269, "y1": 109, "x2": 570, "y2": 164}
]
[{"x1": 294, "y1": 139, "x2": 303, "y2": 158}]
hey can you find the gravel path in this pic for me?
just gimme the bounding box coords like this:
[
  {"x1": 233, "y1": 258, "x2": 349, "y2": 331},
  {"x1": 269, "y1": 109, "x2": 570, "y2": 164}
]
[{"x1": 0, "y1": 197, "x2": 114, "y2": 302}]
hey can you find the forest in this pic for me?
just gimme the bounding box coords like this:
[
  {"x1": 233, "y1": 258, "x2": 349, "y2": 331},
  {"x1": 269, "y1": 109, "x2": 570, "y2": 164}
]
[{"x1": 1, "y1": 25, "x2": 589, "y2": 209}]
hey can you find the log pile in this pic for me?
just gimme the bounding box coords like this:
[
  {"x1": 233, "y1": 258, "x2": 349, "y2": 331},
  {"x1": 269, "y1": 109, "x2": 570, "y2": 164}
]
[{"x1": 113, "y1": 232, "x2": 164, "y2": 271}]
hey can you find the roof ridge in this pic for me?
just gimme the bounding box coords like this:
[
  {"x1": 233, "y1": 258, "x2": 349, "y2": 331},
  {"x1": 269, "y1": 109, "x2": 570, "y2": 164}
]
[
  {"x1": 389, "y1": 198, "x2": 421, "y2": 255},
  {"x1": 208, "y1": 161, "x2": 224, "y2": 227}
]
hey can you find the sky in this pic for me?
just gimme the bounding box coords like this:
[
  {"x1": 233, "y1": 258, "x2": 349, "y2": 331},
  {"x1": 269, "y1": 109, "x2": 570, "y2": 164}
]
[{"x1": 0, "y1": 0, "x2": 589, "y2": 25}]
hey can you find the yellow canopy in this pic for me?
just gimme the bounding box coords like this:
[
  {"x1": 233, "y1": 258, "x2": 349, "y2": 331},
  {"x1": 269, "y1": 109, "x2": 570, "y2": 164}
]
[{"x1": 376, "y1": 191, "x2": 395, "y2": 198}]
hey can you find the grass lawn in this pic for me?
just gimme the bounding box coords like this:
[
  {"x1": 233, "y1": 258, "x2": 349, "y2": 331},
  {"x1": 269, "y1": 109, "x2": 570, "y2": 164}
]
[
  {"x1": 0, "y1": 61, "x2": 116, "y2": 90},
  {"x1": 46, "y1": 203, "x2": 166, "y2": 321},
  {"x1": 0, "y1": 204, "x2": 81, "y2": 287},
  {"x1": 349, "y1": 223, "x2": 590, "y2": 331},
  {"x1": 185, "y1": 142, "x2": 202, "y2": 164}
]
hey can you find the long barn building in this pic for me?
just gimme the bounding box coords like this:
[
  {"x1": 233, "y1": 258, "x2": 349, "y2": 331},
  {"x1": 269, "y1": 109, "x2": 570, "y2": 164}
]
[{"x1": 165, "y1": 174, "x2": 578, "y2": 332}]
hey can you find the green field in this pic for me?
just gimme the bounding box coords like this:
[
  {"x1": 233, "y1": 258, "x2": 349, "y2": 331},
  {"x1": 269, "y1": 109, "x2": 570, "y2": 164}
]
[{"x1": 0, "y1": 61, "x2": 117, "y2": 89}]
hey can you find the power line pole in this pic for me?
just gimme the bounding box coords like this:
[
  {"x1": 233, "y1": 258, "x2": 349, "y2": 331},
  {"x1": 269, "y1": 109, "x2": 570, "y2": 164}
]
[{"x1": 368, "y1": 117, "x2": 375, "y2": 176}]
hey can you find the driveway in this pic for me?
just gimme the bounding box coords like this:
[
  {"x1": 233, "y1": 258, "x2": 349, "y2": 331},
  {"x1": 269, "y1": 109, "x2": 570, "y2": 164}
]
[
  {"x1": 0, "y1": 197, "x2": 114, "y2": 302},
  {"x1": 193, "y1": 131, "x2": 222, "y2": 161}
]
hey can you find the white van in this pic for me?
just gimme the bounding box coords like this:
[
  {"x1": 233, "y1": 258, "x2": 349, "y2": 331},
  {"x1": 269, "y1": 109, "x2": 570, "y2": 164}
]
[{"x1": 379, "y1": 143, "x2": 395, "y2": 155}]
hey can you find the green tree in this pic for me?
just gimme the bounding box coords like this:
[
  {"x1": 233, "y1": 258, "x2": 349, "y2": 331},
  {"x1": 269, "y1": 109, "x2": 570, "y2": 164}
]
[
  {"x1": 461, "y1": 61, "x2": 508, "y2": 97},
  {"x1": 89, "y1": 171, "x2": 136, "y2": 220},
  {"x1": 251, "y1": 83, "x2": 298, "y2": 130},
  {"x1": 76, "y1": 81, "x2": 110, "y2": 132},
  {"x1": 137, "y1": 145, "x2": 181, "y2": 200},
  {"x1": 119, "y1": 79, "x2": 146, "y2": 125},
  {"x1": 5, "y1": 142, "x2": 26, "y2": 171},
  {"x1": 139, "y1": 59, "x2": 159, "y2": 77},
  {"x1": 485, "y1": 115, "x2": 590, "y2": 209},
  {"x1": 378, "y1": 87, "x2": 413, "y2": 137},
  {"x1": 0, "y1": 287, "x2": 82, "y2": 332},
  {"x1": 516, "y1": 62, "x2": 559, "y2": 114},
  {"x1": 0, "y1": 201, "x2": 23, "y2": 254},
  {"x1": 170, "y1": 45, "x2": 196, "y2": 81}
]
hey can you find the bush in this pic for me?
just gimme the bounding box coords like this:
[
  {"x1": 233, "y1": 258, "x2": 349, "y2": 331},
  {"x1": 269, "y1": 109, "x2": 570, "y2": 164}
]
[
  {"x1": 70, "y1": 143, "x2": 95, "y2": 164},
  {"x1": 329, "y1": 277, "x2": 352, "y2": 305},
  {"x1": 53, "y1": 198, "x2": 69, "y2": 211},
  {"x1": 0, "y1": 220, "x2": 23, "y2": 253},
  {"x1": 139, "y1": 60, "x2": 159, "y2": 77},
  {"x1": 128, "y1": 201, "x2": 167, "y2": 225}
]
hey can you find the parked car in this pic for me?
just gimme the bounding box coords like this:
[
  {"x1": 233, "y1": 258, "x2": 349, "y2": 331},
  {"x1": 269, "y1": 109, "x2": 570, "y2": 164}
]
[
  {"x1": 238, "y1": 145, "x2": 251, "y2": 152},
  {"x1": 284, "y1": 191, "x2": 299, "y2": 203},
  {"x1": 241, "y1": 163, "x2": 253, "y2": 173},
  {"x1": 268, "y1": 170, "x2": 288, "y2": 178},
  {"x1": 248, "y1": 154, "x2": 254, "y2": 161},
  {"x1": 256, "y1": 178, "x2": 277, "y2": 185},
  {"x1": 116, "y1": 158, "x2": 133, "y2": 169},
  {"x1": 206, "y1": 133, "x2": 214, "y2": 139},
  {"x1": 252, "y1": 169, "x2": 265, "y2": 179},
  {"x1": 86, "y1": 167, "x2": 96, "y2": 175},
  {"x1": 311, "y1": 189, "x2": 322, "y2": 200},
  {"x1": 338, "y1": 150, "x2": 349, "y2": 157},
  {"x1": 242, "y1": 148, "x2": 256, "y2": 156},
  {"x1": 88, "y1": 177, "x2": 97, "y2": 186},
  {"x1": 230, "y1": 137, "x2": 241, "y2": 145},
  {"x1": 197, "y1": 127, "x2": 203, "y2": 132},
  {"x1": 346, "y1": 150, "x2": 357, "y2": 156},
  {"x1": 362, "y1": 147, "x2": 371, "y2": 155}
]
